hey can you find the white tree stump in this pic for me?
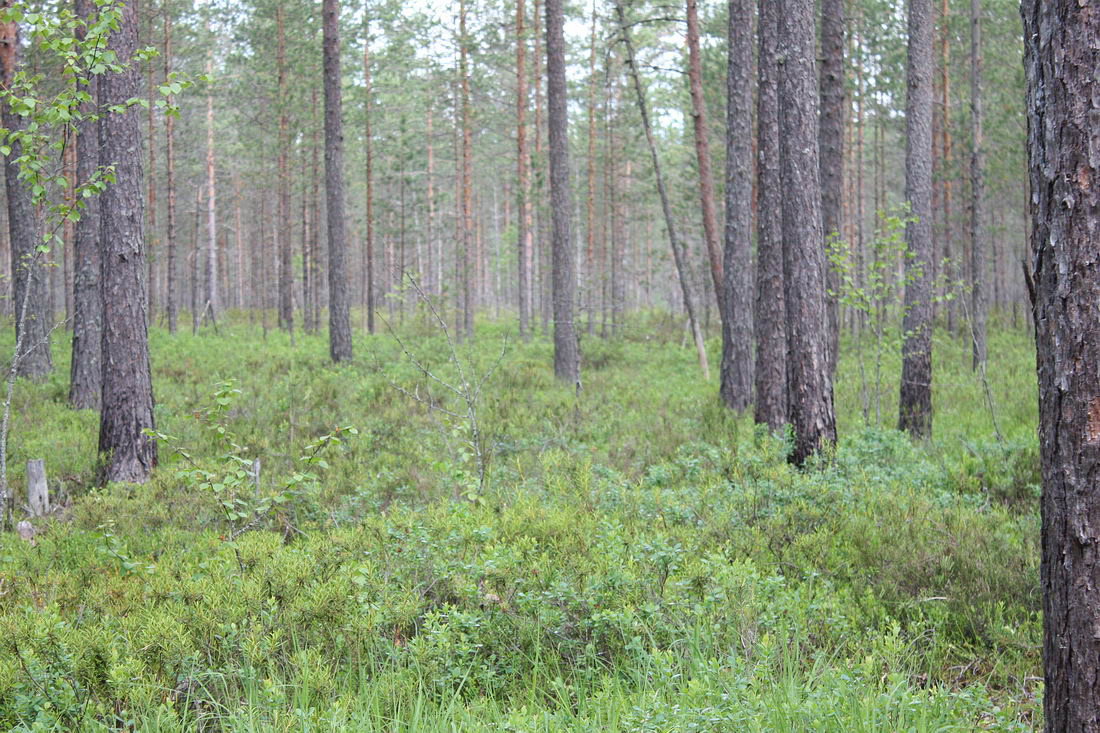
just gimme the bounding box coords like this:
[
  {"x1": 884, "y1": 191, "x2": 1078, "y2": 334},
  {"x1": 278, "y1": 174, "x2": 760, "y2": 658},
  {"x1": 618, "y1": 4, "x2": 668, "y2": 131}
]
[{"x1": 26, "y1": 459, "x2": 47, "y2": 517}]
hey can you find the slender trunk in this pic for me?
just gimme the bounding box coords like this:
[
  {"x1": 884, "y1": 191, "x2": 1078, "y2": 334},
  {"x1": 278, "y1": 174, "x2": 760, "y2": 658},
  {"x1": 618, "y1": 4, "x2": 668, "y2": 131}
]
[
  {"x1": 940, "y1": 0, "x2": 955, "y2": 332},
  {"x1": 546, "y1": 0, "x2": 580, "y2": 384},
  {"x1": 323, "y1": 0, "x2": 352, "y2": 361},
  {"x1": 779, "y1": 0, "x2": 836, "y2": 463},
  {"x1": 363, "y1": 14, "x2": 375, "y2": 333},
  {"x1": 98, "y1": 0, "x2": 156, "y2": 483},
  {"x1": 277, "y1": 6, "x2": 293, "y2": 332},
  {"x1": 1, "y1": 10, "x2": 51, "y2": 379},
  {"x1": 460, "y1": 0, "x2": 475, "y2": 340},
  {"x1": 69, "y1": 0, "x2": 101, "y2": 409},
  {"x1": 687, "y1": 0, "x2": 724, "y2": 318},
  {"x1": 968, "y1": 0, "x2": 985, "y2": 367},
  {"x1": 585, "y1": 0, "x2": 597, "y2": 337},
  {"x1": 615, "y1": 2, "x2": 709, "y2": 379},
  {"x1": 164, "y1": 11, "x2": 177, "y2": 334},
  {"x1": 820, "y1": 0, "x2": 845, "y2": 373},
  {"x1": 146, "y1": 23, "x2": 158, "y2": 326},
  {"x1": 516, "y1": 0, "x2": 531, "y2": 340},
  {"x1": 204, "y1": 51, "x2": 218, "y2": 322},
  {"x1": 721, "y1": 0, "x2": 754, "y2": 410},
  {"x1": 899, "y1": 0, "x2": 935, "y2": 438}
]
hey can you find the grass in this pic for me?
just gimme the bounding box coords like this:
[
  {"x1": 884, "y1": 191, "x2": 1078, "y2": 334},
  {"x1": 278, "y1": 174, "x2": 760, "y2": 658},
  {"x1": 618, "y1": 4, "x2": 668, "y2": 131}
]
[{"x1": 0, "y1": 309, "x2": 1041, "y2": 730}]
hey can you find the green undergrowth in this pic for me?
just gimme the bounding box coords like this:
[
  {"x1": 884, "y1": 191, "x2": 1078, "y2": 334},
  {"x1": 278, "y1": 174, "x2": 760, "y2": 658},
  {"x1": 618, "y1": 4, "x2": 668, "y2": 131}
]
[{"x1": 0, "y1": 311, "x2": 1041, "y2": 730}]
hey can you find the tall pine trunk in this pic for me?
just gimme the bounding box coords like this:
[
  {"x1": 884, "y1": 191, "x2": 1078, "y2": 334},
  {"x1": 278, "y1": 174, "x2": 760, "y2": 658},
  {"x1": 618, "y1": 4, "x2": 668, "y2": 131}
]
[
  {"x1": 899, "y1": 0, "x2": 934, "y2": 438},
  {"x1": 721, "y1": 0, "x2": 754, "y2": 411},
  {"x1": 1022, "y1": 0, "x2": 1100, "y2": 726},
  {"x1": 1, "y1": 8, "x2": 51, "y2": 379},
  {"x1": 779, "y1": 0, "x2": 836, "y2": 464},
  {"x1": 516, "y1": 0, "x2": 531, "y2": 341},
  {"x1": 754, "y1": 0, "x2": 787, "y2": 430},
  {"x1": 546, "y1": 0, "x2": 579, "y2": 384},
  {"x1": 323, "y1": 0, "x2": 353, "y2": 361},
  {"x1": 968, "y1": 0, "x2": 985, "y2": 367},
  {"x1": 98, "y1": 0, "x2": 157, "y2": 483},
  {"x1": 819, "y1": 0, "x2": 844, "y2": 374},
  {"x1": 69, "y1": 0, "x2": 101, "y2": 410}
]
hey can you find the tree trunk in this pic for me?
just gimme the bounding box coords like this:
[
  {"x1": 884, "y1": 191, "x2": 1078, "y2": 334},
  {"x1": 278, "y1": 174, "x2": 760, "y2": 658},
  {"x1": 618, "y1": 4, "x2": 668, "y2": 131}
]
[
  {"x1": 363, "y1": 14, "x2": 375, "y2": 333},
  {"x1": 615, "y1": 1, "x2": 709, "y2": 380},
  {"x1": 968, "y1": 0, "x2": 985, "y2": 368},
  {"x1": 164, "y1": 11, "x2": 177, "y2": 334},
  {"x1": 69, "y1": 0, "x2": 101, "y2": 410},
  {"x1": 516, "y1": 0, "x2": 531, "y2": 341},
  {"x1": 146, "y1": 20, "x2": 158, "y2": 327},
  {"x1": 546, "y1": 0, "x2": 579, "y2": 385},
  {"x1": 779, "y1": 0, "x2": 836, "y2": 464},
  {"x1": 760, "y1": 8, "x2": 789, "y2": 429},
  {"x1": 323, "y1": 0, "x2": 352, "y2": 362},
  {"x1": 459, "y1": 0, "x2": 475, "y2": 341},
  {"x1": 0, "y1": 9, "x2": 51, "y2": 379},
  {"x1": 277, "y1": 7, "x2": 293, "y2": 333},
  {"x1": 939, "y1": 0, "x2": 955, "y2": 332},
  {"x1": 1023, "y1": 0, "x2": 1100, "y2": 727},
  {"x1": 721, "y1": 0, "x2": 754, "y2": 411},
  {"x1": 820, "y1": 0, "x2": 844, "y2": 374},
  {"x1": 585, "y1": 1, "x2": 598, "y2": 337},
  {"x1": 204, "y1": 49, "x2": 218, "y2": 323},
  {"x1": 98, "y1": 0, "x2": 157, "y2": 483},
  {"x1": 899, "y1": 0, "x2": 934, "y2": 438}
]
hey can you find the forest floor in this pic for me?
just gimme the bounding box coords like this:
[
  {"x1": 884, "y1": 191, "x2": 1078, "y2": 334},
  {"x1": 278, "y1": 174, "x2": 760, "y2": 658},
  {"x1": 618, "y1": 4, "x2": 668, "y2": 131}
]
[{"x1": 0, "y1": 311, "x2": 1041, "y2": 731}]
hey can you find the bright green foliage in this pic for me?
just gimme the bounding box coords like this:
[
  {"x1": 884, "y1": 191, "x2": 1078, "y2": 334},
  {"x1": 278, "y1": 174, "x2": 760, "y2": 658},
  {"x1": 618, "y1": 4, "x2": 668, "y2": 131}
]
[{"x1": 0, "y1": 318, "x2": 1039, "y2": 730}]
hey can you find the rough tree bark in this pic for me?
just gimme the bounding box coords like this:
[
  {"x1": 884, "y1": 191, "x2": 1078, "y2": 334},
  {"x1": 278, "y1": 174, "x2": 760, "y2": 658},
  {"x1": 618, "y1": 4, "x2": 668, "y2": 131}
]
[
  {"x1": 323, "y1": 0, "x2": 352, "y2": 362},
  {"x1": 69, "y1": 0, "x2": 101, "y2": 410},
  {"x1": 968, "y1": 0, "x2": 985, "y2": 368},
  {"x1": 819, "y1": 0, "x2": 844, "y2": 375},
  {"x1": 721, "y1": 0, "x2": 754, "y2": 411},
  {"x1": 779, "y1": 0, "x2": 836, "y2": 464},
  {"x1": 0, "y1": 8, "x2": 51, "y2": 379},
  {"x1": 754, "y1": 0, "x2": 787, "y2": 430},
  {"x1": 1023, "y1": 1, "x2": 1100, "y2": 729},
  {"x1": 615, "y1": 1, "x2": 710, "y2": 380},
  {"x1": 98, "y1": 0, "x2": 157, "y2": 483},
  {"x1": 459, "y1": 0, "x2": 475, "y2": 341},
  {"x1": 546, "y1": 0, "x2": 579, "y2": 385},
  {"x1": 899, "y1": 0, "x2": 934, "y2": 438}
]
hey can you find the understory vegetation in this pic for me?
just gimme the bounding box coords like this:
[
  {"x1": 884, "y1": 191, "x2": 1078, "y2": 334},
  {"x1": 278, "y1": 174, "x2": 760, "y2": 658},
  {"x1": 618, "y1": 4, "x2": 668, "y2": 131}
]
[{"x1": 0, "y1": 313, "x2": 1040, "y2": 731}]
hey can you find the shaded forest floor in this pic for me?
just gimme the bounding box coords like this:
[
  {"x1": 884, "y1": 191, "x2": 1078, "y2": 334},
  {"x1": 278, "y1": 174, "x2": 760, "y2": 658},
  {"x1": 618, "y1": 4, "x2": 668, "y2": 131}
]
[{"x1": 0, "y1": 311, "x2": 1041, "y2": 730}]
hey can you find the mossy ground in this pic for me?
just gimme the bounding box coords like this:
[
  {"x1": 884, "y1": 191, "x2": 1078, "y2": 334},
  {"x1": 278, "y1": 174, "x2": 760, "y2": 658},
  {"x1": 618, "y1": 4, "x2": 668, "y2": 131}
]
[{"x1": 0, "y1": 310, "x2": 1041, "y2": 730}]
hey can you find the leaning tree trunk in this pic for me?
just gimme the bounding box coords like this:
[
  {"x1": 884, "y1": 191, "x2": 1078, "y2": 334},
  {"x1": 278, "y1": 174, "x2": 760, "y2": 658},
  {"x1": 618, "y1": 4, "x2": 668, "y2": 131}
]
[
  {"x1": 546, "y1": 0, "x2": 579, "y2": 385},
  {"x1": 819, "y1": 0, "x2": 845, "y2": 376},
  {"x1": 615, "y1": 1, "x2": 710, "y2": 380},
  {"x1": 98, "y1": 0, "x2": 157, "y2": 483},
  {"x1": 0, "y1": 8, "x2": 51, "y2": 380},
  {"x1": 1023, "y1": 1, "x2": 1100, "y2": 729},
  {"x1": 322, "y1": 0, "x2": 352, "y2": 362},
  {"x1": 720, "y1": 0, "x2": 754, "y2": 411},
  {"x1": 754, "y1": 0, "x2": 787, "y2": 431},
  {"x1": 686, "y1": 0, "x2": 725, "y2": 319},
  {"x1": 968, "y1": 0, "x2": 985, "y2": 368},
  {"x1": 779, "y1": 0, "x2": 836, "y2": 465},
  {"x1": 899, "y1": 0, "x2": 934, "y2": 438},
  {"x1": 69, "y1": 0, "x2": 101, "y2": 410}
]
